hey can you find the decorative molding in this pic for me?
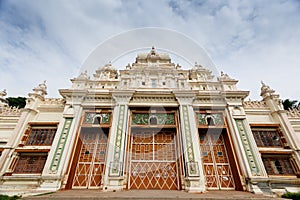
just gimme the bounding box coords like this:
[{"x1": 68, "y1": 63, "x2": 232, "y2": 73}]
[
  {"x1": 235, "y1": 119, "x2": 261, "y2": 176},
  {"x1": 41, "y1": 98, "x2": 65, "y2": 105},
  {"x1": 287, "y1": 107, "x2": 300, "y2": 118},
  {"x1": 83, "y1": 96, "x2": 113, "y2": 103},
  {"x1": 113, "y1": 105, "x2": 125, "y2": 164},
  {"x1": 109, "y1": 161, "x2": 122, "y2": 177},
  {"x1": 193, "y1": 97, "x2": 225, "y2": 105},
  {"x1": 50, "y1": 118, "x2": 73, "y2": 172},
  {"x1": 131, "y1": 96, "x2": 176, "y2": 103},
  {"x1": 182, "y1": 105, "x2": 195, "y2": 162},
  {"x1": 0, "y1": 106, "x2": 22, "y2": 116},
  {"x1": 243, "y1": 100, "x2": 267, "y2": 109},
  {"x1": 187, "y1": 162, "x2": 200, "y2": 177}
]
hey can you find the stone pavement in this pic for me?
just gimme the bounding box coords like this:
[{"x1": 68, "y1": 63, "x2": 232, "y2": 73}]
[{"x1": 22, "y1": 190, "x2": 285, "y2": 200}]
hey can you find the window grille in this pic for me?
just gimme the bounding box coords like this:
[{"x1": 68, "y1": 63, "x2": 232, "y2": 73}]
[
  {"x1": 262, "y1": 155, "x2": 296, "y2": 176},
  {"x1": 13, "y1": 154, "x2": 47, "y2": 174},
  {"x1": 252, "y1": 128, "x2": 283, "y2": 147},
  {"x1": 25, "y1": 128, "x2": 57, "y2": 145}
]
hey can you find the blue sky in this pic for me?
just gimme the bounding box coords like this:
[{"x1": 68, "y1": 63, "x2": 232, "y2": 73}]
[{"x1": 0, "y1": 0, "x2": 300, "y2": 100}]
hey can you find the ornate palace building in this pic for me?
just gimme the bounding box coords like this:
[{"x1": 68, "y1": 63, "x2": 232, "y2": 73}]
[{"x1": 0, "y1": 48, "x2": 299, "y2": 195}]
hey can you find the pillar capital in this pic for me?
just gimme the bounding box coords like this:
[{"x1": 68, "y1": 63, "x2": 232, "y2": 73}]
[
  {"x1": 112, "y1": 91, "x2": 134, "y2": 104},
  {"x1": 173, "y1": 91, "x2": 195, "y2": 105}
]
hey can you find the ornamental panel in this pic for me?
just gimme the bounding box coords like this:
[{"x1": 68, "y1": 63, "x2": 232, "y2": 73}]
[
  {"x1": 84, "y1": 112, "x2": 111, "y2": 124},
  {"x1": 235, "y1": 120, "x2": 261, "y2": 176},
  {"x1": 197, "y1": 113, "x2": 224, "y2": 126},
  {"x1": 132, "y1": 113, "x2": 175, "y2": 125}
]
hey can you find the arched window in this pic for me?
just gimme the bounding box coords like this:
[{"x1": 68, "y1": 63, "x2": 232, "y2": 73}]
[
  {"x1": 149, "y1": 116, "x2": 158, "y2": 125},
  {"x1": 93, "y1": 116, "x2": 101, "y2": 125},
  {"x1": 206, "y1": 116, "x2": 215, "y2": 126}
]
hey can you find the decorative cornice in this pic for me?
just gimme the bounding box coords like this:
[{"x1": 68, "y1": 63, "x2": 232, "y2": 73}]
[
  {"x1": 287, "y1": 107, "x2": 300, "y2": 118},
  {"x1": 0, "y1": 106, "x2": 22, "y2": 116},
  {"x1": 243, "y1": 100, "x2": 267, "y2": 108},
  {"x1": 40, "y1": 98, "x2": 65, "y2": 105}
]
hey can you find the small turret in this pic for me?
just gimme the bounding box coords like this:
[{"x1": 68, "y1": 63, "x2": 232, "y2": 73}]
[
  {"x1": 260, "y1": 81, "x2": 275, "y2": 97},
  {"x1": 93, "y1": 62, "x2": 118, "y2": 81},
  {"x1": 0, "y1": 89, "x2": 8, "y2": 107},
  {"x1": 260, "y1": 81, "x2": 282, "y2": 111},
  {"x1": 26, "y1": 81, "x2": 48, "y2": 108},
  {"x1": 218, "y1": 71, "x2": 238, "y2": 91}
]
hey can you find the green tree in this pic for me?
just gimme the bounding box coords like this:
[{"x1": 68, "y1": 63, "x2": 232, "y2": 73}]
[
  {"x1": 6, "y1": 97, "x2": 26, "y2": 108},
  {"x1": 282, "y1": 99, "x2": 299, "y2": 110}
]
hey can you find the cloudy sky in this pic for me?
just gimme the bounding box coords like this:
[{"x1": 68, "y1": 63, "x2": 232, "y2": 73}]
[{"x1": 0, "y1": 0, "x2": 299, "y2": 100}]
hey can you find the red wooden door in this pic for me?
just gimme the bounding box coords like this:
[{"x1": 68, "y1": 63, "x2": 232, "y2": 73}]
[
  {"x1": 72, "y1": 128, "x2": 108, "y2": 188},
  {"x1": 129, "y1": 130, "x2": 180, "y2": 190},
  {"x1": 199, "y1": 130, "x2": 235, "y2": 190}
]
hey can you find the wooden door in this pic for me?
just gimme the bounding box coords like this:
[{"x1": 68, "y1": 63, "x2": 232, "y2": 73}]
[
  {"x1": 72, "y1": 127, "x2": 108, "y2": 188},
  {"x1": 129, "y1": 130, "x2": 180, "y2": 190},
  {"x1": 199, "y1": 130, "x2": 235, "y2": 190}
]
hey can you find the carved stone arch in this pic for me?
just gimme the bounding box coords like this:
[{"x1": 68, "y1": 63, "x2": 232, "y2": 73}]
[
  {"x1": 205, "y1": 115, "x2": 215, "y2": 126},
  {"x1": 93, "y1": 114, "x2": 102, "y2": 125},
  {"x1": 149, "y1": 115, "x2": 158, "y2": 125}
]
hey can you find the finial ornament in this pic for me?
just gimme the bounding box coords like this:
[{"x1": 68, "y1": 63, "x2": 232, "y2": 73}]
[
  {"x1": 260, "y1": 80, "x2": 275, "y2": 97},
  {"x1": 0, "y1": 89, "x2": 7, "y2": 97},
  {"x1": 218, "y1": 71, "x2": 232, "y2": 80}
]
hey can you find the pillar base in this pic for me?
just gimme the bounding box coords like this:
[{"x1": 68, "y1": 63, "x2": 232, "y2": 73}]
[
  {"x1": 104, "y1": 177, "x2": 124, "y2": 192},
  {"x1": 184, "y1": 177, "x2": 206, "y2": 193}
]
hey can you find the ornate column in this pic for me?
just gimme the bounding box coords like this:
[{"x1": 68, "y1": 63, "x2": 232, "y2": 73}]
[
  {"x1": 174, "y1": 91, "x2": 205, "y2": 193},
  {"x1": 103, "y1": 91, "x2": 133, "y2": 191},
  {"x1": 223, "y1": 92, "x2": 268, "y2": 194},
  {"x1": 39, "y1": 90, "x2": 86, "y2": 190}
]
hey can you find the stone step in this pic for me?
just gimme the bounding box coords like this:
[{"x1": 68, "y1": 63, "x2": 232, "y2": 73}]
[{"x1": 22, "y1": 190, "x2": 284, "y2": 200}]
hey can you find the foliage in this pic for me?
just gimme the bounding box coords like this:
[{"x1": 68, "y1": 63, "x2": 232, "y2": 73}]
[
  {"x1": 0, "y1": 195, "x2": 20, "y2": 200},
  {"x1": 6, "y1": 97, "x2": 26, "y2": 108},
  {"x1": 282, "y1": 99, "x2": 299, "y2": 110},
  {"x1": 282, "y1": 192, "x2": 300, "y2": 200}
]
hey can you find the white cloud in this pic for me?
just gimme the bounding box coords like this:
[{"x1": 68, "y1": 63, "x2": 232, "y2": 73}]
[{"x1": 0, "y1": 0, "x2": 299, "y2": 100}]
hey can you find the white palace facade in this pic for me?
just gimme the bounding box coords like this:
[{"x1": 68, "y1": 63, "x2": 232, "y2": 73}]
[{"x1": 0, "y1": 48, "x2": 300, "y2": 195}]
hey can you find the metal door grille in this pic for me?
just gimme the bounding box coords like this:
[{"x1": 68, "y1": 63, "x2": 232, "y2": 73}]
[
  {"x1": 129, "y1": 130, "x2": 179, "y2": 190},
  {"x1": 199, "y1": 131, "x2": 235, "y2": 190},
  {"x1": 72, "y1": 128, "x2": 108, "y2": 188}
]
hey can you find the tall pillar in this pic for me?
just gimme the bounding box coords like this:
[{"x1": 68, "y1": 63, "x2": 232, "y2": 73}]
[
  {"x1": 223, "y1": 92, "x2": 268, "y2": 194},
  {"x1": 174, "y1": 91, "x2": 205, "y2": 193},
  {"x1": 39, "y1": 90, "x2": 86, "y2": 190},
  {"x1": 103, "y1": 91, "x2": 133, "y2": 191}
]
